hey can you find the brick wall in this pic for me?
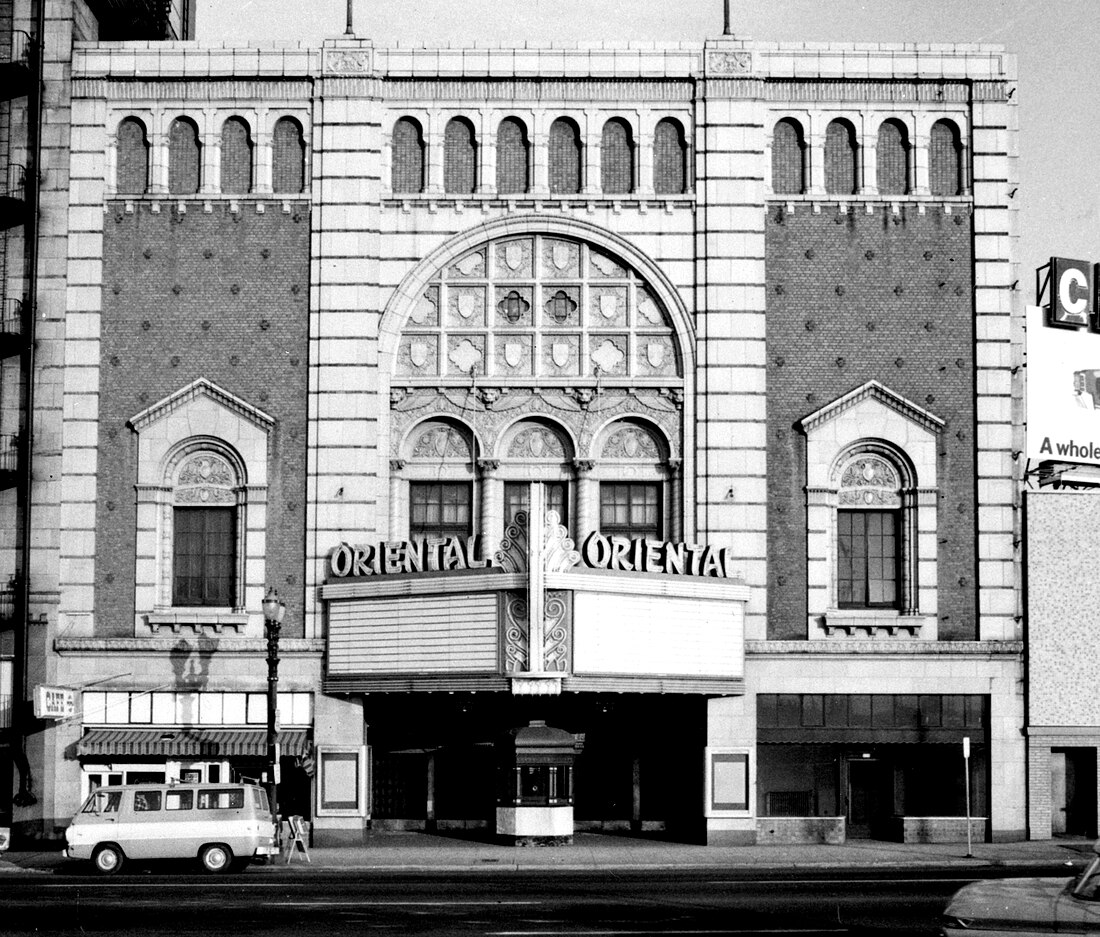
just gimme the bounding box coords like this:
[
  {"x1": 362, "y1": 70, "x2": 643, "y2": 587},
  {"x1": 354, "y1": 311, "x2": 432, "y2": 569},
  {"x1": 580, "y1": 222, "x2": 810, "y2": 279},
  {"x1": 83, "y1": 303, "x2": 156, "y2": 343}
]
[
  {"x1": 765, "y1": 206, "x2": 976, "y2": 640},
  {"x1": 95, "y1": 201, "x2": 310, "y2": 636}
]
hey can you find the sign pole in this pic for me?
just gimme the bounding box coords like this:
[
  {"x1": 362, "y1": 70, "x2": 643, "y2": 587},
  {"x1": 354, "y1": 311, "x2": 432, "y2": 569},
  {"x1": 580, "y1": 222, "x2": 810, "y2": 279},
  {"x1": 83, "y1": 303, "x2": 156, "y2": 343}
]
[{"x1": 963, "y1": 736, "x2": 973, "y2": 858}]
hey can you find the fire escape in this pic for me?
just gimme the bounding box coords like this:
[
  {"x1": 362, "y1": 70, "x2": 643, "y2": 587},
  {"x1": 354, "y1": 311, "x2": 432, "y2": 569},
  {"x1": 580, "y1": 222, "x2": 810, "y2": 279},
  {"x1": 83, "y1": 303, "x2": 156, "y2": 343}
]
[{"x1": 0, "y1": 2, "x2": 37, "y2": 819}]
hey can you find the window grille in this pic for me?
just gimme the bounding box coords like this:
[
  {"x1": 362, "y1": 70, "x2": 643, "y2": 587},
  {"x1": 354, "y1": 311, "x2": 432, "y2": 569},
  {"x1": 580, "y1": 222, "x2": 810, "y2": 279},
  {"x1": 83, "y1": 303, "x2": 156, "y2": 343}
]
[
  {"x1": 929, "y1": 119, "x2": 962, "y2": 197},
  {"x1": 601, "y1": 119, "x2": 633, "y2": 194},
  {"x1": 391, "y1": 118, "x2": 425, "y2": 194},
  {"x1": 272, "y1": 117, "x2": 305, "y2": 194},
  {"x1": 220, "y1": 117, "x2": 252, "y2": 195},
  {"x1": 876, "y1": 120, "x2": 909, "y2": 195},
  {"x1": 771, "y1": 118, "x2": 805, "y2": 194},
  {"x1": 168, "y1": 117, "x2": 200, "y2": 196},
  {"x1": 116, "y1": 118, "x2": 149, "y2": 194},
  {"x1": 444, "y1": 118, "x2": 477, "y2": 195},
  {"x1": 653, "y1": 118, "x2": 687, "y2": 195},
  {"x1": 496, "y1": 118, "x2": 529, "y2": 194},
  {"x1": 824, "y1": 119, "x2": 857, "y2": 195},
  {"x1": 548, "y1": 119, "x2": 581, "y2": 194}
]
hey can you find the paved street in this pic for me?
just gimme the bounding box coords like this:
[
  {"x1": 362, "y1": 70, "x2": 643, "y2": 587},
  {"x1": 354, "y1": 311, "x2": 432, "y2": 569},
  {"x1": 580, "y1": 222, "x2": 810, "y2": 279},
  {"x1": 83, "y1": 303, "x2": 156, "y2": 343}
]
[
  {"x1": 3, "y1": 833, "x2": 1092, "y2": 935},
  {"x1": 0, "y1": 863, "x2": 1088, "y2": 937}
]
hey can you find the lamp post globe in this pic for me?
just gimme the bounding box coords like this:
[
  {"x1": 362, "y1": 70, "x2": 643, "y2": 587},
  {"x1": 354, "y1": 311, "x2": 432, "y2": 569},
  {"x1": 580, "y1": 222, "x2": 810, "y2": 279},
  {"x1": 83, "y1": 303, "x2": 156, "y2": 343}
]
[{"x1": 263, "y1": 586, "x2": 285, "y2": 844}]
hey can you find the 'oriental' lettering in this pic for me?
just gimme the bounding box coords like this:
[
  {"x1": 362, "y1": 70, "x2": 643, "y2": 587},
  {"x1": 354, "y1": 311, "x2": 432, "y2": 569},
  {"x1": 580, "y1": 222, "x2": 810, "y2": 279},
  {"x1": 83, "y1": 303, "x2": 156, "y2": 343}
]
[
  {"x1": 329, "y1": 536, "x2": 491, "y2": 577},
  {"x1": 580, "y1": 532, "x2": 731, "y2": 579}
]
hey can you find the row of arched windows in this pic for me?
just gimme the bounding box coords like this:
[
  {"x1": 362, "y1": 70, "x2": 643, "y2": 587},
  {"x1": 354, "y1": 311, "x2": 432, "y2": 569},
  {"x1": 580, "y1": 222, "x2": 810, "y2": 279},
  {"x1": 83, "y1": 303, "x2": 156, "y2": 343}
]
[
  {"x1": 115, "y1": 115, "x2": 307, "y2": 196},
  {"x1": 771, "y1": 116, "x2": 966, "y2": 197},
  {"x1": 391, "y1": 115, "x2": 690, "y2": 196}
]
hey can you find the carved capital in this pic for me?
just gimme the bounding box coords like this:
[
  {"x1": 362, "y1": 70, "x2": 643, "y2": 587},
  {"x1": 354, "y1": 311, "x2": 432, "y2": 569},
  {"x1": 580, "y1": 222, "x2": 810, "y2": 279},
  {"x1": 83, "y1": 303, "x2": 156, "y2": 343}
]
[
  {"x1": 389, "y1": 458, "x2": 406, "y2": 473},
  {"x1": 572, "y1": 459, "x2": 596, "y2": 475},
  {"x1": 667, "y1": 458, "x2": 683, "y2": 476},
  {"x1": 477, "y1": 458, "x2": 501, "y2": 475}
]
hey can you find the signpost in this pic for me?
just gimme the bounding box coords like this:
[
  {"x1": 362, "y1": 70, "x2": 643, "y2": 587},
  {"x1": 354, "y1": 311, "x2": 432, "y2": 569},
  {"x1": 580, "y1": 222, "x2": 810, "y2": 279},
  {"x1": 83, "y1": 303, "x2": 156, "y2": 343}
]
[{"x1": 963, "y1": 736, "x2": 973, "y2": 858}]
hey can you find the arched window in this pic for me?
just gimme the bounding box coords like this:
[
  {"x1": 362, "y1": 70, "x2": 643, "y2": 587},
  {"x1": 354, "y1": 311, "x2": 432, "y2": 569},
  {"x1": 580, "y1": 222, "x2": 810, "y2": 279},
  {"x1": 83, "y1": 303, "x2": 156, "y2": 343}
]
[
  {"x1": 596, "y1": 420, "x2": 669, "y2": 540},
  {"x1": 653, "y1": 118, "x2": 687, "y2": 195},
  {"x1": 834, "y1": 449, "x2": 913, "y2": 611},
  {"x1": 548, "y1": 118, "x2": 582, "y2": 195},
  {"x1": 771, "y1": 118, "x2": 806, "y2": 194},
  {"x1": 391, "y1": 117, "x2": 425, "y2": 194},
  {"x1": 499, "y1": 419, "x2": 574, "y2": 535},
  {"x1": 403, "y1": 419, "x2": 478, "y2": 540},
  {"x1": 876, "y1": 119, "x2": 910, "y2": 196},
  {"x1": 601, "y1": 118, "x2": 633, "y2": 194},
  {"x1": 220, "y1": 117, "x2": 252, "y2": 195},
  {"x1": 116, "y1": 117, "x2": 149, "y2": 194},
  {"x1": 272, "y1": 117, "x2": 306, "y2": 194},
  {"x1": 824, "y1": 119, "x2": 858, "y2": 196},
  {"x1": 444, "y1": 117, "x2": 477, "y2": 195},
  {"x1": 496, "y1": 117, "x2": 529, "y2": 195},
  {"x1": 929, "y1": 119, "x2": 963, "y2": 197},
  {"x1": 168, "y1": 117, "x2": 200, "y2": 196},
  {"x1": 171, "y1": 450, "x2": 240, "y2": 607}
]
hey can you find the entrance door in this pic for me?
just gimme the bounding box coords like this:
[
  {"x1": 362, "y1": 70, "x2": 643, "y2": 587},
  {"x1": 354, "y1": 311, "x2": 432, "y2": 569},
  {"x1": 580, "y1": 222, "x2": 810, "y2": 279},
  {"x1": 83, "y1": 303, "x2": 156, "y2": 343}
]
[
  {"x1": 1053, "y1": 748, "x2": 1098, "y2": 838},
  {"x1": 847, "y1": 759, "x2": 889, "y2": 839}
]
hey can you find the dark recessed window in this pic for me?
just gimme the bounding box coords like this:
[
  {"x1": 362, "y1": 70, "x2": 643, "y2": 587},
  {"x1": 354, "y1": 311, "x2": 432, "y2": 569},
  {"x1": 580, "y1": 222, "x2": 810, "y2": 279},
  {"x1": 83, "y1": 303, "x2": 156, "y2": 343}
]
[
  {"x1": 116, "y1": 117, "x2": 150, "y2": 194},
  {"x1": 505, "y1": 482, "x2": 568, "y2": 531},
  {"x1": 548, "y1": 118, "x2": 581, "y2": 195},
  {"x1": 391, "y1": 117, "x2": 425, "y2": 194},
  {"x1": 929, "y1": 119, "x2": 963, "y2": 197},
  {"x1": 838, "y1": 510, "x2": 899, "y2": 608},
  {"x1": 599, "y1": 482, "x2": 661, "y2": 539},
  {"x1": 653, "y1": 118, "x2": 687, "y2": 195},
  {"x1": 409, "y1": 482, "x2": 472, "y2": 540},
  {"x1": 496, "y1": 117, "x2": 529, "y2": 194},
  {"x1": 173, "y1": 507, "x2": 235, "y2": 607},
  {"x1": 272, "y1": 117, "x2": 306, "y2": 194},
  {"x1": 168, "y1": 117, "x2": 201, "y2": 196}
]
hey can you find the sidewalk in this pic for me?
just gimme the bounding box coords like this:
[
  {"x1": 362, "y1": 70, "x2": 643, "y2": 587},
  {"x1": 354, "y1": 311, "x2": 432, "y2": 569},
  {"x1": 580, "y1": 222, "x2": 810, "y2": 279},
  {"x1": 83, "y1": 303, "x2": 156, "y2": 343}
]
[{"x1": 1, "y1": 832, "x2": 1094, "y2": 874}]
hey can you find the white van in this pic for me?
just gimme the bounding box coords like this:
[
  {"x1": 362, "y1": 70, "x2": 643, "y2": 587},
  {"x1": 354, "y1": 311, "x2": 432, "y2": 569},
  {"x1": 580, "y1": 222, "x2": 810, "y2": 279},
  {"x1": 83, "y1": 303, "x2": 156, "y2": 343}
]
[{"x1": 64, "y1": 782, "x2": 278, "y2": 874}]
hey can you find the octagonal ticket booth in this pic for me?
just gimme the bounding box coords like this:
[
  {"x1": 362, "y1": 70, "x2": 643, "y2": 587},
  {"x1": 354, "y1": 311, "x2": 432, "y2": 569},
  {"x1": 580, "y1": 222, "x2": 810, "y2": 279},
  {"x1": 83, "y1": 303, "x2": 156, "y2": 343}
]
[{"x1": 497, "y1": 720, "x2": 584, "y2": 845}]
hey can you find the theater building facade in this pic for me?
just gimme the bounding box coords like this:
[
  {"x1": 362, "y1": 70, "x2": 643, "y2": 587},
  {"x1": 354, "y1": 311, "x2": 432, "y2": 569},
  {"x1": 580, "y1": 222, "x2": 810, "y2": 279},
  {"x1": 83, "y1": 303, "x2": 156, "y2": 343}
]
[{"x1": 5, "y1": 2, "x2": 1026, "y2": 845}]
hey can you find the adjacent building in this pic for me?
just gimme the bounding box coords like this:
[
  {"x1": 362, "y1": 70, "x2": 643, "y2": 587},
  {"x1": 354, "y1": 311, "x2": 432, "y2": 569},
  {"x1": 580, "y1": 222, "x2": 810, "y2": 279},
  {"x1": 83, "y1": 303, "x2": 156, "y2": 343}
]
[{"x1": 2, "y1": 0, "x2": 1029, "y2": 846}]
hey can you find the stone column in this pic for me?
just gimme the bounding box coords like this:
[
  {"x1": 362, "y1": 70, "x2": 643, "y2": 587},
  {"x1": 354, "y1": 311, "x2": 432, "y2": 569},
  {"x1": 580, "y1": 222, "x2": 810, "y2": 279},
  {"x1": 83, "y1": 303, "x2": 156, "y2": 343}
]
[
  {"x1": 572, "y1": 459, "x2": 596, "y2": 541},
  {"x1": 667, "y1": 458, "x2": 683, "y2": 542},
  {"x1": 388, "y1": 459, "x2": 406, "y2": 539},
  {"x1": 478, "y1": 459, "x2": 503, "y2": 559}
]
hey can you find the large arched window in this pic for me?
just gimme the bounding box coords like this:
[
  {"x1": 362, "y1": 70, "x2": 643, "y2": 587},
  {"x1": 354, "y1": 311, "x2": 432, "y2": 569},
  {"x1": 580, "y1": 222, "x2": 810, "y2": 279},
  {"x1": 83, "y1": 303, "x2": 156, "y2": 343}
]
[
  {"x1": 824, "y1": 119, "x2": 858, "y2": 196},
  {"x1": 387, "y1": 230, "x2": 688, "y2": 550},
  {"x1": 548, "y1": 118, "x2": 582, "y2": 195},
  {"x1": 116, "y1": 117, "x2": 150, "y2": 194},
  {"x1": 272, "y1": 117, "x2": 306, "y2": 194},
  {"x1": 653, "y1": 118, "x2": 687, "y2": 195},
  {"x1": 444, "y1": 118, "x2": 477, "y2": 195},
  {"x1": 929, "y1": 119, "x2": 963, "y2": 197},
  {"x1": 391, "y1": 117, "x2": 425, "y2": 194},
  {"x1": 168, "y1": 117, "x2": 201, "y2": 196},
  {"x1": 601, "y1": 118, "x2": 634, "y2": 194},
  {"x1": 220, "y1": 117, "x2": 253, "y2": 195},
  {"x1": 496, "y1": 117, "x2": 529, "y2": 195},
  {"x1": 876, "y1": 119, "x2": 910, "y2": 196},
  {"x1": 771, "y1": 118, "x2": 806, "y2": 194},
  {"x1": 170, "y1": 450, "x2": 240, "y2": 607}
]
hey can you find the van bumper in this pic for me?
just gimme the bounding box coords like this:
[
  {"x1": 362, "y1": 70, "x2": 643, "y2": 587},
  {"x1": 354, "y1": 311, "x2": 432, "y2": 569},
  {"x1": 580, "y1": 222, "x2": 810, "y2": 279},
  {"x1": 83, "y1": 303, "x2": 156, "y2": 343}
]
[
  {"x1": 64, "y1": 845, "x2": 92, "y2": 860},
  {"x1": 255, "y1": 844, "x2": 279, "y2": 856}
]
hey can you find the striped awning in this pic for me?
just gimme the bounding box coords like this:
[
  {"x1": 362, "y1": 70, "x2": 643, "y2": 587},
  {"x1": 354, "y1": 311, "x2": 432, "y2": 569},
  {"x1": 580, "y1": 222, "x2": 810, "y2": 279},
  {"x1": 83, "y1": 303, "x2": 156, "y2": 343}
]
[{"x1": 77, "y1": 728, "x2": 310, "y2": 759}]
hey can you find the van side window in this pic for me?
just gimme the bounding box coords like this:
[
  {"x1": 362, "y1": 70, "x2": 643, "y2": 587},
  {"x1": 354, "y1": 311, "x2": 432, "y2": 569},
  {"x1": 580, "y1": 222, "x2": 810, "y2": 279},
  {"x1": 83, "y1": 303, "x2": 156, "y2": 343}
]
[
  {"x1": 166, "y1": 790, "x2": 194, "y2": 811},
  {"x1": 198, "y1": 788, "x2": 245, "y2": 809},
  {"x1": 134, "y1": 791, "x2": 162, "y2": 812},
  {"x1": 83, "y1": 790, "x2": 121, "y2": 814},
  {"x1": 251, "y1": 787, "x2": 268, "y2": 811}
]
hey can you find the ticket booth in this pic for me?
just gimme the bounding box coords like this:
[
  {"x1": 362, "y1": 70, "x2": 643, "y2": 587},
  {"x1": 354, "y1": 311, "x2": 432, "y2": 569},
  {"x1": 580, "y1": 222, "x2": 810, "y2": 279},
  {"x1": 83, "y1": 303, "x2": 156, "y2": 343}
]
[{"x1": 496, "y1": 720, "x2": 583, "y2": 845}]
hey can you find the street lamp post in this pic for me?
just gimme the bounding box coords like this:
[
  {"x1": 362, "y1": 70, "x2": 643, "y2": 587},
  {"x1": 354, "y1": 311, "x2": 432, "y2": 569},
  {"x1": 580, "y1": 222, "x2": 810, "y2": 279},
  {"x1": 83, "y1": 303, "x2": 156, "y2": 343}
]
[{"x1": 262, "y1": 587, "x2": 286, "y2": 843}]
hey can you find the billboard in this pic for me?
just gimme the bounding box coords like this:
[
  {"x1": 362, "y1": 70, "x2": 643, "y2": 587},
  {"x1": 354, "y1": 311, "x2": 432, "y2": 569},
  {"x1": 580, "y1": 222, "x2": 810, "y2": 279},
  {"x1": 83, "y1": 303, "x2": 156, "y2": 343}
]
[{"x1": 1027, "y1": 303, "x2": 1100, "y2": 464}]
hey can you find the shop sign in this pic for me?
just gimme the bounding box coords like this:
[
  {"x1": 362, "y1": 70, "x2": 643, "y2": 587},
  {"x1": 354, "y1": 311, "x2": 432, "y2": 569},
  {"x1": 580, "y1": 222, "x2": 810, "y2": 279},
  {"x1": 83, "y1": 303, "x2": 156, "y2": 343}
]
[
  {"x1": 329, "y1": 536, "x2": 492, "y2": 577},
  {"x1": 580, "y1": 532, "x2": 732, "y2": 578},
  {"x1": 1039, "y1": 257, "x2": 1100, "y2": 330},
  {"x1": 33, "y1": 684, "x2": 76, "y2": 720}
]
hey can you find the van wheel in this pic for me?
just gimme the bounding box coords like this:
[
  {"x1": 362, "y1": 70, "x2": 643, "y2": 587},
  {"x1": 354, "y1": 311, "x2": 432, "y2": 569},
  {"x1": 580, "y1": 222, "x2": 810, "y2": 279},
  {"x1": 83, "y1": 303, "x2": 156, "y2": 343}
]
[
  {"x1": 199, "y1": 843, "x2": 233, "y2": 873},
  {"x1": 92, "y1": 844, "x2": 124, "y2": 875}
]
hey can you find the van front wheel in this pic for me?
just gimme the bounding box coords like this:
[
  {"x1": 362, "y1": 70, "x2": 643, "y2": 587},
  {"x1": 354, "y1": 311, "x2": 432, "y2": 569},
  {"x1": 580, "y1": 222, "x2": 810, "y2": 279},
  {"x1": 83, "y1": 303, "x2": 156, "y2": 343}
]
[
  {"x1": 92, "y1": 844, "x2": 124, "y2": 875},
  {"x1": 199, "y1": 843, "x2": 233, "y2": 873}
]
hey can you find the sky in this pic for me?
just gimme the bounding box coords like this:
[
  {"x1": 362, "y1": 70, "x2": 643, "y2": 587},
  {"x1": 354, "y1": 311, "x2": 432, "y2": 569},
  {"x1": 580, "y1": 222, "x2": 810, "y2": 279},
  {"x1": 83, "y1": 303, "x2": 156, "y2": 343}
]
[{"x1": 199, "y1": 0, "x2": 1100, "y2": 295}]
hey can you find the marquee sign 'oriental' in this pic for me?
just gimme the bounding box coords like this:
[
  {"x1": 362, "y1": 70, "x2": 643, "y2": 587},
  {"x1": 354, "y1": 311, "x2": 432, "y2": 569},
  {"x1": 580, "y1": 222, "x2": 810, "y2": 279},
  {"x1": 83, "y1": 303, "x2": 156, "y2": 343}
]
[{"x1": 329, "y1": 533, "x2": 732, "y2": 579}]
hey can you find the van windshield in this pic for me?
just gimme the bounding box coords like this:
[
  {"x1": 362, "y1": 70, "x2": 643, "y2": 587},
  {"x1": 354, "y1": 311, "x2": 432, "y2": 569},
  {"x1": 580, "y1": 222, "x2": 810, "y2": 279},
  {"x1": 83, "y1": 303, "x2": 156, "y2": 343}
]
[{"x1": 82, "y1": 790, "x2": 121, "y2": 815}]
